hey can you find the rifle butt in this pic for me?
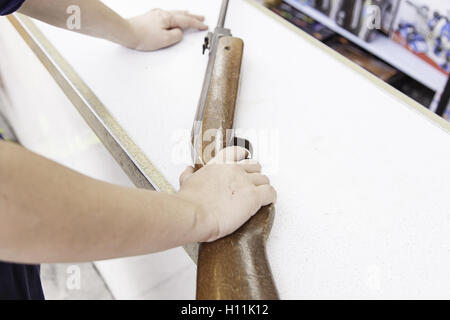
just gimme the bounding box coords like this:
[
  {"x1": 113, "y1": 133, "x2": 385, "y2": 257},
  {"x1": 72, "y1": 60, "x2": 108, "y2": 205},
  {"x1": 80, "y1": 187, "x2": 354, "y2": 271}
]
[{"x1": 197, "y1": 205, "x2": 279, "y2": 300}]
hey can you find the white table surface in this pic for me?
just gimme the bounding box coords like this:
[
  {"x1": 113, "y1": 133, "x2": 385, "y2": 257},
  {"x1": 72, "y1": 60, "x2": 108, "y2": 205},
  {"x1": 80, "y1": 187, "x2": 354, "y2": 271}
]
[{"x1": 2, "y1": 0, "x2": 450, "y2": 299}]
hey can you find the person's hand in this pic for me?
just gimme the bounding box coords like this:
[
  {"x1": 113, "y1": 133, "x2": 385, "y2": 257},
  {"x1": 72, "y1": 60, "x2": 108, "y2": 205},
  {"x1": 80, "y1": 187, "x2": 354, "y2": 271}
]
[
  {"x1": 126, "y1": 9, "x2": 208, "y2": 51},
  {"x1": 177, "y1": 147, "x2": 277, "y2": 243}
]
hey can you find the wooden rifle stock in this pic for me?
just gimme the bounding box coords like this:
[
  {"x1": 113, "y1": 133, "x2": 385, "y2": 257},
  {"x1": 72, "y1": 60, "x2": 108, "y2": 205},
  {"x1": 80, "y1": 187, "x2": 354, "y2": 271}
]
[{"x1": 195, "y1": 36, "x2": 279, "y2": 300}]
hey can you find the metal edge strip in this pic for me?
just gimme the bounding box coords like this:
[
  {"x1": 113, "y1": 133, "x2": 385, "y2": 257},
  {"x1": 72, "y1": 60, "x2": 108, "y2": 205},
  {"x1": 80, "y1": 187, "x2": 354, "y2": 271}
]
[
  {"x1": 245, "y1": 0, "x2": 450, "y2": 135},
  {"x1": 6, "y1": 13, "x2": 198, "y2": 262}
]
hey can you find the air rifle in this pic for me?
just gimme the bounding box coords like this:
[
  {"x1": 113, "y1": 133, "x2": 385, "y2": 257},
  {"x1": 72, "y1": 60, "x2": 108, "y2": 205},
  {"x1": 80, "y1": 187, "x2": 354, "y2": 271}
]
[{"x1": 191, "y1": 0, "x2": 279, "y2": 300}]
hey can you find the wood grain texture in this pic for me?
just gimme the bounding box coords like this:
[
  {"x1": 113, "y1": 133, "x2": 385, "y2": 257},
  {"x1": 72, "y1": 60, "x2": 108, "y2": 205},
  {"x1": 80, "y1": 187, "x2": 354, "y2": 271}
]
[
  {"x1": 197, "y1": 205, "x2": 279, "y2": 300},
  {"x1": 195, "y1": 36, "x2": 279, "y2": 300},
  {"x1": 196, "y1": 36, "x2": 244, "y2": 166}
]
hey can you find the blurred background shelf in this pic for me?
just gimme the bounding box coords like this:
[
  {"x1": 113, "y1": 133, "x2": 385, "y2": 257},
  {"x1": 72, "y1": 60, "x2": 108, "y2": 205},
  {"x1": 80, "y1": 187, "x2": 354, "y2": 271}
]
[{"x1": 284, "y1": 0, "x2": 448, "y2": 95}]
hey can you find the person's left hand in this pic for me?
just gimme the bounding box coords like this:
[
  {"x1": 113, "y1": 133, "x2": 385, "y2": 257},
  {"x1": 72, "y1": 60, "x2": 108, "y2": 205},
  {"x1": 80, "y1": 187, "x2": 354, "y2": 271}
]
[{"x1": 126, "y1": 9, "x2": 208, "y2": 51}]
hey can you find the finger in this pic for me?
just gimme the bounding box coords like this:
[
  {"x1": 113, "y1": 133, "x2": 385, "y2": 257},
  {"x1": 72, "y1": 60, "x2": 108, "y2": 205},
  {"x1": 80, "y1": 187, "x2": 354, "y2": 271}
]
[
  {"x1": 179, "y1": 166, "x2": 194, "y2": 186},
  {"x1": 238, "y1": 159, "x2": 262, "y2": 173},
  {"x1": 255, "y1": 185, "x2": 277, "y2": 207},
  {"x1": 239, "y1": 159, "x2": 259, "y2": 165},
  {"x1": 209, "y1": 146, "x2": 249, "y2": 164},
  {"x1": 169, "y1": 14, "x2": 208, "y2": 30},
  {"x1": 186, "y1": 13, "x2": 205, "y2": 22},
  {"x1": 163, "y1": 28, "x2": 183, "y2": 47},
  {"x1": 171, "y1": 10, "x2": 205, "y2": 21},
  {"x1": 249, "y1": 173, "x2": 270, "y2": 186}
]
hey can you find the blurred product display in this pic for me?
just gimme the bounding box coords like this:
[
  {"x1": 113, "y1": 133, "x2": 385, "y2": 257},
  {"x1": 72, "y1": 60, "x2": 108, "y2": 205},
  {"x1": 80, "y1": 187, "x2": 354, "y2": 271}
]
[
  {"x1": 379, "y1": 0, "x2": 401, "y2": 35},
  {"x1": 392, "y1": 0, "x2": 450, "y2": 75},
  {"x1": 270, "y1": 1, "x2": 336, "y2": 41},
  {"x1": 291, "y1": 0, "x2": 400, "y2": 42},
  {"x1": 311, "y1": 0, "x2": 334, "y2": 16},
  {"x1": 327, "y1": 36, "x2": 398, "y2": 81},
  {"x1": 265, "y1": 0, "x2": 450, "y2": 119},
  {"x1": 335, "y1": 0, "x2": 371, "y2": 40},
  {"x1": 389, "y1": 74, "x2": 435, "y2": 107}
]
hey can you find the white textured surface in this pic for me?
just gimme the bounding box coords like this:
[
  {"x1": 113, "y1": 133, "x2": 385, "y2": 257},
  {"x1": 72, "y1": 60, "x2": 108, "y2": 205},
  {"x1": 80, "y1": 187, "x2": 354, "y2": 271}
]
[{"x1": 2, "y1": 0, "x2": 450, "y2": 299}]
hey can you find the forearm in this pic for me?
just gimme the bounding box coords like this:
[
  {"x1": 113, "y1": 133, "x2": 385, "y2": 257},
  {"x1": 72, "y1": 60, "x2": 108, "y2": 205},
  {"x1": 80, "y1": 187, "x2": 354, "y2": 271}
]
[
  {"x1": 18, "y1": 0, "x2": 136, "y2": 48},
  {"x1": 0, "y1": 141, "x2": 202, "y2": 264}
]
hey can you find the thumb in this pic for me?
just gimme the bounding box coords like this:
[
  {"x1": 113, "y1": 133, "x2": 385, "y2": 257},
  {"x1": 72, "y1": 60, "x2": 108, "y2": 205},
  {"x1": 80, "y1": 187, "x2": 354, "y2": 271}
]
[{"x1": 209, "y1": 146, "x2": 249, "y2": 165}]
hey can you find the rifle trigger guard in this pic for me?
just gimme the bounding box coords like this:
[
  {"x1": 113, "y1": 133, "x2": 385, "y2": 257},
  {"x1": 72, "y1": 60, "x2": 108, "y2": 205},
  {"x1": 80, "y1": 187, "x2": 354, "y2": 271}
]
[{"x1": 230, "y1": 137, "x2": 253, "y2": 159}]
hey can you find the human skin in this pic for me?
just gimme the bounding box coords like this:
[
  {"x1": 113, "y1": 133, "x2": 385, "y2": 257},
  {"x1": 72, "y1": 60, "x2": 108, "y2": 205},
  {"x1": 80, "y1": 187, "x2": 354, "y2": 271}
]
[
  {"x1": 0, "y1": 142, "x2": 275, "y2": 264},
  {"x1": 19, "y1": 0, "x2": 209, "y2": 51}
]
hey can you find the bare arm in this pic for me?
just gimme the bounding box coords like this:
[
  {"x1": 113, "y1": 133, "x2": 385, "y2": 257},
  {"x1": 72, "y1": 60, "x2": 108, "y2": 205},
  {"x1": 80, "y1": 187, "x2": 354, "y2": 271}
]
[
  {"x1": 18, "y1": 0, "x2": 208, "y2": 51},
  {"x1": 0, "y1": 142, "x2": 275, "y2": 264},
  {"x1": 0, "y1": 141, "x2": 198, "y2": 263}
]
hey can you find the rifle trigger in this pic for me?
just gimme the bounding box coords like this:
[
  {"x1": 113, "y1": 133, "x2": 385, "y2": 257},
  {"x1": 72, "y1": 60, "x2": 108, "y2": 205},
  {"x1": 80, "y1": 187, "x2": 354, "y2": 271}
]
[{"x1": 231, "y1": 137, "x2": 253, "y2": 159}]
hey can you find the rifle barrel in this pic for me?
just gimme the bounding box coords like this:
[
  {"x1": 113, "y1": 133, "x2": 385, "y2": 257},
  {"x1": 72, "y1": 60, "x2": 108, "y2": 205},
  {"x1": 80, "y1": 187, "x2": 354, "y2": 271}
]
[{"x1": 217, "y1": 0, "x2": 230, "y2": 28}]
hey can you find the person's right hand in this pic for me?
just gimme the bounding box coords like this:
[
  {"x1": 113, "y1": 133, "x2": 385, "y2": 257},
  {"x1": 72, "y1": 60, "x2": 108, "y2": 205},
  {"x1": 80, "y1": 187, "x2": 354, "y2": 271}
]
[{"x1": 176, "y1": 147, "x2": 277, "y2": 243}]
